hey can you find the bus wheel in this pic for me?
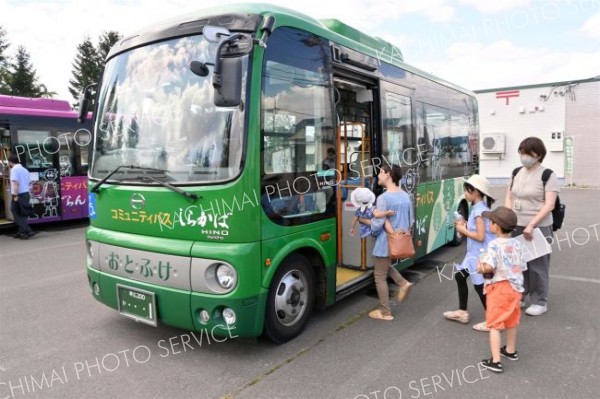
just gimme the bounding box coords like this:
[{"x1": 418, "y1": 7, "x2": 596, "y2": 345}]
[
  {"x1": 450, "y1": 203, "x2": 468, "y2": 246},
  {"x1": 264, "y1": 254, "x2": 315, "y2": 344}
]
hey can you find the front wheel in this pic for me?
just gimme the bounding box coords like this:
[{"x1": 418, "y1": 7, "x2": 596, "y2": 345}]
[{"x1": 264, "y1": 254, "x2": 315, "y2": 344}]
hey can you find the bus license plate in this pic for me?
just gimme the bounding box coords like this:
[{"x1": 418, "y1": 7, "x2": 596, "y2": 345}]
[{"x1": 117, "y1": 285, "x2": 157, "y2": 327}]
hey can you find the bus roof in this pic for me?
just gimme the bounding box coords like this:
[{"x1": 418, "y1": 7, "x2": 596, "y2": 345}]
[
  {"x1": 0, "y1": 94, "x2": 91, "y2": 119},
  {"x1": 115, "y1": 3, "x2": 474, "y2": 98},
  {"x1": 0, "y1": 95, "x2": 71, "y2": 111}
]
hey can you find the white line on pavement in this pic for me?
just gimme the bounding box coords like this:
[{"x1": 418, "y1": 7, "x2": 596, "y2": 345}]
[{"x1": 551, "y1": 274, "x2": 600, "y2": 284}]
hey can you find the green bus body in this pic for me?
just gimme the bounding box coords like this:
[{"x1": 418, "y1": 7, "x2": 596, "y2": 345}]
[{"x1": 85, "y1": 4, "x2": 478, "y2": 342}]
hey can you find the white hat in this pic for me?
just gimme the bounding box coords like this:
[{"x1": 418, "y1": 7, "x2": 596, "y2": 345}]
[
  {"x1": 350, "y1": 187, "x2": 376, "y2": 212},
  {"x1": 463, "y1": 174, "x2": 494, "y2": 199}
]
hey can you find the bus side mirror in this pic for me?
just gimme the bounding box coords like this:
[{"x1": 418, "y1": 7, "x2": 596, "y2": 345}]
[
  {"x1": 212, "y1": 34, "x2": 252, "y2": 108},
  {"x1": 213, "y1": 57, "x2": 242, "y2": 107},
  {"x1": 77, "y1": 83, "x2": 96, "y2": 124},
  {"x1": 77, "y1": 95, "x2": 89, "y2": 124}
]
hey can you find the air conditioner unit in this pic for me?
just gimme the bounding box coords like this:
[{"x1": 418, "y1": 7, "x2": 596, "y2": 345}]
[
  {"x1": 549, "y1": 131, "x2": 564, "y2": 152},
  {"x1": 481, "y1": 133, "x2": 506, "y2": 154}
]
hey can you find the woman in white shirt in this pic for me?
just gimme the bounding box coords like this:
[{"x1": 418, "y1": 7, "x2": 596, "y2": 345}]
[{"x1": 505, "y1": 137, "x2": 559, "y2": 316}]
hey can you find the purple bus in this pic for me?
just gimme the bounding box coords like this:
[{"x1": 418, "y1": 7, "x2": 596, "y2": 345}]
[{"x1": 1, "y1": 95, "x2": 92, "y2": 227}]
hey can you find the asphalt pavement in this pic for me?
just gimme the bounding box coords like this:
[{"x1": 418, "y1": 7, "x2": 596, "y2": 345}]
[{"x1": 0, "y1": 187, "x2": 598, "y2": 399}]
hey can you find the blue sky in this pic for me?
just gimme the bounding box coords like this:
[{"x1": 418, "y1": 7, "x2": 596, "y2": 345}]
[{"x1": 2, "y1": 0, "x2": 599, "y2": 100}]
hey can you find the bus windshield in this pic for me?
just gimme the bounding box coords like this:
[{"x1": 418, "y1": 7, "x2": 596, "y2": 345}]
[{"x1": 91, "y1": 34, "x2": 248, "y2": 184}]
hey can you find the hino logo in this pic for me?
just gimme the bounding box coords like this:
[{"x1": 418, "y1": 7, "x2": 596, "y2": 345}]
[{"x1": 130, "y1": 193, "x2": 146, "y2": 210}]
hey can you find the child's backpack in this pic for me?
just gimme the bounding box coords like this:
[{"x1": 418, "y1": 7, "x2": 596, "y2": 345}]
[{"x1": 511, "y1": 167, "x2": 565, "y2": 231}]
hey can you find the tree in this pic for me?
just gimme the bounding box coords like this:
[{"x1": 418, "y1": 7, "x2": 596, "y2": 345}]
[
  {"x1": 0, "y1": 26, "x2": 8, "y2": 64},
  {"x1": 0, "y1": 25, "x2": 11, "y2": 94},
  {"x1": 68, "y1": 36, "x2": 99, "y2": 101},
  {"x1": 69, "y1": 31, "x2": 121, "y2": 104},
  {"x1": 98, "y1": 31, "x2": 121, "y2": 63},
  {"x1": 37, "y1": 84, "x2": 56, "y2": 98},
  {"x1": 0, "y1": 28, "x2": 54, "y2": 97},
  {"x1": 7, "y1": 45, "x2": 48, "y2": 97}
]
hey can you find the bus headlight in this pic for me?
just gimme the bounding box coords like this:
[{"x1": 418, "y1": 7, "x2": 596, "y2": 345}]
[
  {"x1": 202, "y1": 261, "x2": 238, "y2": 293},
  {"x1": 215, "y1": 263, "x2": 237, "y2": 290}
]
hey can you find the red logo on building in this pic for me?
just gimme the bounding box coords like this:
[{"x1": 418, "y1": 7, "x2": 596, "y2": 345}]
[{"x1": 496, "y1": 90, "x2": 520, "y2": 105}]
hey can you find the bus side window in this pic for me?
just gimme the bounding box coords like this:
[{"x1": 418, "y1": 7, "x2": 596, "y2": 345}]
[
  {"x1": 14, "y1": 129, "x2": 54, "y2": 168},
  {"x1": 55, "y1": 128, "x2": 91, "y2": 176},
  {"x1": 57, "y1": 131, "x2": 75, "y2": 177},
  {"x1": 266, "y1": 191, "x2": 327, "y2": 218},
  {"x1": 422, "y1": 104, "x2": 471, "y2": 180},
  {"x1": 260, "y1": 26, "x2": 335, "y2": 225}
]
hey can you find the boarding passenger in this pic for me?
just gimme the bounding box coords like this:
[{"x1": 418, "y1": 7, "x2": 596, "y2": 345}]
[
  {"x1": 367, "y1": 164, "x2": 414, "y2": 321},
  {"x1": 443, "y1": 175, "x2": 496, "y2": 331}
]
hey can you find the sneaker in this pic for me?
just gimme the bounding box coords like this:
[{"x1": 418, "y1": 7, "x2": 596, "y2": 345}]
[
  {"x1": 525, "y1": 304, "x2": 547, "y2": 316},
  {"x1": 19, "y1": 232, "x2": 36, "y2": 240},
  {"x1": 480, "y1": 358, "x2": 503, "y2": 373},
  {"x1": 500, "y1": 346, "x2": 519, "y2": 361},
  {"x1": 472, "y1": 321, "x2": 490, "y2": 332},
  {"x1": 443, "y1": 310, "x2": 469, "y2": 324}
]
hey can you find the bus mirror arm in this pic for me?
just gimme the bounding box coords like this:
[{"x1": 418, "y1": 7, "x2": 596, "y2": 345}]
[
  {"x1": 258, "y1": 15, "x2": 275, "y2": 47},
  {"x1": 253, "y1": 15, "x2": 275, "y2": 48},
  {"x1": 253, "y1": 38, "x2": 267, "y2": 49},
  {"x1": 212, "y1": 33, "x2": 245, "y2": 90}
]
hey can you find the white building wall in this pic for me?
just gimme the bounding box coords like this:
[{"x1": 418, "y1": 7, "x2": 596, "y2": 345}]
[
  {"x1": 477, "y1": 86, "x2": 566, "y2": 185},
  {"x1": 565, "y1": 81, "x2": 600, "y2": 187}
]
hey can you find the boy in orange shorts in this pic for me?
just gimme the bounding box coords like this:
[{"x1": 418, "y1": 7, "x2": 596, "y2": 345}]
[{"x1": 477, "y1": 206, "x2": 526, "y2": 373}]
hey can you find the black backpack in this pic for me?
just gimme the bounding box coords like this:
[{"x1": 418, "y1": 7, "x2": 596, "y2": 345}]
[{"x1": 511, "y1": 167, "x2": 565, "y2": 231}]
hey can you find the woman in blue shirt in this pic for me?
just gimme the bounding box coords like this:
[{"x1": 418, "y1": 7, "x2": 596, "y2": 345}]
[{"x1": 365, "y1": 164, "x2": 414, "y2": 321}]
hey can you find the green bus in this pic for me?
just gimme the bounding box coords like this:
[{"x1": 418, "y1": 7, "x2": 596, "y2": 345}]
[{"x1": 83, "y1": 4, "x2": 479, "y2": 343}]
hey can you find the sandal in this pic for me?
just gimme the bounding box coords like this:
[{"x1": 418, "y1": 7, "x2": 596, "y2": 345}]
[
  {"x1": 368, "y1": 309, "x2": 394, "y2": 321},
  {"x1": 443, "y1": 310, "x2": 470, "y2": 324},
  {"x1": 397, "y1": 281, "x2": 414, "y2": 303},
  {"x1": 472, "y1": 321, "x2": 490, "y2": 332}
]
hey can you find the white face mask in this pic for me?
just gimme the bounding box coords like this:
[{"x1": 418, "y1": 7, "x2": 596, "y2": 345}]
[{"x1": 520, "y1": 154, "x2": 538, "y2": 168}]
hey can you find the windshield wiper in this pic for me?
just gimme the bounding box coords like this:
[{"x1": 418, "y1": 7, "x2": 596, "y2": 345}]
[
  {"x1": 91, "y1": 165, "x2": 199, "y2": 200},
  {"x1": 139, "y1": 175, "x2": 199, "y2": 200},
  {"x1": 91, "y1": 164, "x2": 135, "y2": 193}
]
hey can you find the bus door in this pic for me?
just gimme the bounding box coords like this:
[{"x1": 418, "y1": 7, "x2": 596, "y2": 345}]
[
  {"x1": 55, "y1": 126, "x2": 90, "y2": 220},
  {"x1": 12, "y1": 126, "x2": 63, "y2": 222},
  {"x1": 0, "y1": 124, "x2": 11, "y2": 222},
  {"x1": 379, "y1": 82, "x2": 417, "y2": 264},
  {"x1": 333, "y1": 77, "x2": 377, "y2": 283}
]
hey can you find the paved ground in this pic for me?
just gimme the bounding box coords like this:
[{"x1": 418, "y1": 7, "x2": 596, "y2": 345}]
[{"x1": 0, "y1": 187, "x2": 598, "y2": 399}]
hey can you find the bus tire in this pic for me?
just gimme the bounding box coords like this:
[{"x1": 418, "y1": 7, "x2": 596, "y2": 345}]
[
  {"x1": 264, "y1": 254, "x2": 315, "y2": 344},
  {"x1": 450, "y1": 202, "x2": 468, "y2": 246}
]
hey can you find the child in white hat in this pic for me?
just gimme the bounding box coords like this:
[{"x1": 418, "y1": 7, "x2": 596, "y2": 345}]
[
  {"x1": 443, "y1": 174, "x2": 496, "y2": 331},
  {"x1": 350, "y1": 187, "x2": 394, "y2": 238}
]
